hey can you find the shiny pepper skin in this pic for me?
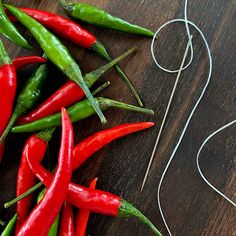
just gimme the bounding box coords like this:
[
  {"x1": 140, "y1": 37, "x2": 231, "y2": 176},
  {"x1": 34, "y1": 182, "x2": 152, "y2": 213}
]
[
  {"x1": 59, "y1": 202, "x2": 75, "y2": 236},
  {"x1": 0, "y1": 40, "x2": 17, "y2": 162},
  {"x1": 17, "y1": 108, "x2": 74, "y2": 236},
  {"x1": 16, "y1": 128, "x2": 54, "y2": 232},
  {"x1": 75, "y1": 178, "x2": 98, "y2": 236},
  {"x1": 0, "y1": 64, "x2": 16, "y2": 136}
]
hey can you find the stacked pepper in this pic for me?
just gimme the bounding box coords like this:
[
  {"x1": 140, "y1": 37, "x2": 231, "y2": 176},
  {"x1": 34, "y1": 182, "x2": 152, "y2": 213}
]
[{"x1": 0, "y1": 1, "x2": 162, "y2": 235}]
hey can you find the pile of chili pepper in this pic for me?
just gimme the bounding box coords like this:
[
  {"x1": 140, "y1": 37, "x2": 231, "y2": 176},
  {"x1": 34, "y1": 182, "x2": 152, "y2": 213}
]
[{"x1": 0, "y1": 1, "x2": 163, "y2": 235}]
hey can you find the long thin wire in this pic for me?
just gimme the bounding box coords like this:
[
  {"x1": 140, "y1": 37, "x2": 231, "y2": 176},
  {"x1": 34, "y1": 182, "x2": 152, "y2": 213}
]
[
  {"x1": 141, "y1": 35, "x2": 193, "y2": 192},
  {"x1": 196, "y1": 120, "x2": 236, "y2": 207}
]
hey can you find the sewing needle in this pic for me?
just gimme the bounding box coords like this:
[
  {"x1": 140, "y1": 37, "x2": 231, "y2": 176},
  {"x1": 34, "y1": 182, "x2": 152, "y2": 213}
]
[{"x1": 140, "y1": 35, "x2": 193, "y2": 192}]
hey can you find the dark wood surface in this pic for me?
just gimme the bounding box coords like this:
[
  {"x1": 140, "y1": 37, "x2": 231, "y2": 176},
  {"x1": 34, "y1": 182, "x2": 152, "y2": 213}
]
[{"x1": 0, "y1": 0, "x2": 235, "y2": 235}]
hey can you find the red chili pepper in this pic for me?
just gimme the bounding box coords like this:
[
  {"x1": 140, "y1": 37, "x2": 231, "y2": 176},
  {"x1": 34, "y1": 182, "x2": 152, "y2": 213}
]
[
  {"x1": 17, "y1": 108, "x2": 74, "y2": 236},
  {"x1": 8, "y1": 123, "x2": 158, "y2": 234},
  {"x1": 27, "y1": 153, "x2": 120, "y2": 216},
  {"x1": 15, "y1": 129, "x2": 54, "y2": 233},
  {"x1": 59, "y1": 202, "x2": 75, "y2": 236},
  {"x1": 72, "y1": 122, "x2": 154, "y2": 170},
  {"x1": 5, "y1": 121, "x2": 154, "y2": 212},
  {"x1": 17, "y1": 81, "x2": 82, "y2": 124},
  {"x1": 7, "y1": 7, "x2": 143, "y2": 106},
  {"x1": 26, "y1": 153, "x2": 162, "y2": 235},
  {"x1": 0, "y1": 40, "x2": 17, "y2": 162},
  {"x1": 14, "y1": 8, "x2": 96, "y2": 48},
  {"x1": 12, "y1": 56, "x2": 46, "y2": 70},
  {"x1": 17, "y1": 47, "x2": 136, "y2": 125},
  {"x1": 75, "y1": 178, "x2": 97, "y2": 236}
]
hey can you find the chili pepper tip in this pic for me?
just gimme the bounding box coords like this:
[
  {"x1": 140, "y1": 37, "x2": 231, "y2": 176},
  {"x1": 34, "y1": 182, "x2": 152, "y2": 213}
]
[
  {"x1": 0, "y1": 3, "x2": 31, "y2": 49},
  {"x1": 1, "y1": 214, "x2": 17, "y2": 236},
  {"x1": 0, "y1": 40, "x2": 11, "y2": 66}
]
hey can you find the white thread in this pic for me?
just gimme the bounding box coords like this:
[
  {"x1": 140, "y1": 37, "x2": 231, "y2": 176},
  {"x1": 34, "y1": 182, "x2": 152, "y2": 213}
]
[
  {"x1": 196, "y1": 120, "x2": 236, "y2": 207},
  {"x1": 150, "y1": 0, "x2": 213, "y2": 235},
  {"x1": 151, "y1": 20, "x2": 194, "y2": 73}
]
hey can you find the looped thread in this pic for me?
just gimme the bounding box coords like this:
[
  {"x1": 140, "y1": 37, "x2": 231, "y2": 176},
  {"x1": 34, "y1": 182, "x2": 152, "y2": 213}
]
[
  {"x1": 151, "y1": 19, "x2": 194, "y2": 73},
  {"x1": 150, "y1": 0, "x2": 213, "y2": 235}
]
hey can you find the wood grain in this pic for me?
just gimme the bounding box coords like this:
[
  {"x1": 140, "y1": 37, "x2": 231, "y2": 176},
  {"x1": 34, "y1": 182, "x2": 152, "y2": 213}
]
[{"x1": 0, "y1": 0, "x2": 235, "y2": 235}]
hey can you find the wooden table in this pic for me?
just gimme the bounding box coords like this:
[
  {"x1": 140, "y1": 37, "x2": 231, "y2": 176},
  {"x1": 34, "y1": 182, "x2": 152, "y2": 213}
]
[{"x1": 0, "y1": 0, "x2": 235, "y2": 235}]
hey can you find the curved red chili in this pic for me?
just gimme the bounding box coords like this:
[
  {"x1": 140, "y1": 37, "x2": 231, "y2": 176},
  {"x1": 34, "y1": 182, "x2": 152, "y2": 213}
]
[
  {"x1": 75, "y1": 178, "x2": 97, "y2": 236},
  {"x1": 0, "y1": 40, "x2": 16, "y2": 162},
  {"x1": 27, "y1": 155, "x2": 120, "y2": 216},
  {"x1": 4, "y1": 122, "x2": 154, "y2": 210},
  {"x1": 13, "y1": 56, "x2": 47, "y2": 70},
  {"x1": 16, "y1": 129, "x2": 54, "y2": 233},
  {"x1": 17, "y1": 108, "x2": 74, "y2": 236},
  {"x1": 72, "y1": 122, "x2": 155, "y2": 170},
  {"x1": 26, "y1": 152, "x2": 162, "y2": 235},
  {"x1": 16, "y1": 135, "x2": 47, "y2": 233},
  {"x1": 59, "y1": 202, "x2": 75, "y2": 236}
]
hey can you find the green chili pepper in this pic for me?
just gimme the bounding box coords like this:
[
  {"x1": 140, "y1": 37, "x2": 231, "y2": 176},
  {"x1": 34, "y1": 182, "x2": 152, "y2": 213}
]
[
  {"x1": 0, "y1": 1, "x2": 31, "y2": 49},
  {"x1": 60, "y1": 0, "x2": 154, "y2": 37},
  {"x1": 0, "y1": 57, "x2": 48, "y2": 145},
  {"x1": 1, "y1": 214, "x2": 17, "y2": 236},
  {"x1": 37, "y1": 189, "x2": 60, "y2": 236},
  {"x1": 5, "y1": 4, "x2": 106, "y2": 124},
  {"x1": 12, "y1": 97, "x2": 154, "y2": 133}
]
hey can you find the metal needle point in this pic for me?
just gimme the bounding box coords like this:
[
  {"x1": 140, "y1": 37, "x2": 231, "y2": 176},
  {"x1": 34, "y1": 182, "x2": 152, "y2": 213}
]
[{"x1": 140, "y1": 35, "x2": 193, "y2": 192}]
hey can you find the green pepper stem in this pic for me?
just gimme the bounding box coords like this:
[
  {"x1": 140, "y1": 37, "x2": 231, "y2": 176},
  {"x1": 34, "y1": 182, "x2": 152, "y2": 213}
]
[
  {"x1": 11, "y1": 97, "x2": 154, "y2": 133},
  {"x1": 36, "y1": 128, "x2": 56, "y2": 142},
  {"x1": 4, "y1": 182, "x2": 43, "y2": 208},
  {"x1": 119, "y1": 199, "x2": 162, "y2": 236},
  {"x1": 1, "y1": 214, "x2": 17, "y2": 236},
  {"x1": 85, "y1": 47, "x2": 137, "y2": 87},
  {"x1": 0, "y1": 40, "x2": 11, "y2": 66},
  {"x1": 98, "y1": 97, "x2": 154, "y2": 115},
  {"x1": 92, "y1": 41, "x2": 143, "y2": 107},
  {"x1": 92, "y1": 81, "x2": 110, "y2": 96},
  {"x1": 0, "y1": 112, "x2": 18, "y2": 145},
  {"x1": 74, "y1": 78, "x2": 107, "y2": 124}
]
